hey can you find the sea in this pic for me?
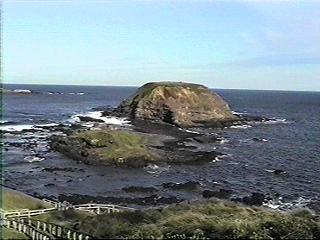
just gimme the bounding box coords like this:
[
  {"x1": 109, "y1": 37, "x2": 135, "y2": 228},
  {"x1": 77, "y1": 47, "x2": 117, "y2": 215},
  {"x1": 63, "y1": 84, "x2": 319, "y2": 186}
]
[{"x1": 1, "y1": 84, "x2": 320, "y2": 212}]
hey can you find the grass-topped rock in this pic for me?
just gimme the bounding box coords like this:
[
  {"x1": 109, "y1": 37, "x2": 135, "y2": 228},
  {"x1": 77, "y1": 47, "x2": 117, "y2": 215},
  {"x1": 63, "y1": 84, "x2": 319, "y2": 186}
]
[
  {"x1": 50, "y1": 129, "x2": 156, "y2": 167},
  {"x1": 117, "y1": 82, "x2": 237, "y2": 127},
  {"x1": 50, "y1": 124, "x2": 224, "y2": 167}
]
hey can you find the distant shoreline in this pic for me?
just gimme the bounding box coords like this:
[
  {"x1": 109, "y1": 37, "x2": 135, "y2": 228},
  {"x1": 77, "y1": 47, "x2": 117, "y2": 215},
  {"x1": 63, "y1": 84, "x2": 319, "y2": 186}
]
[{"x1": 2, "y1": 83, "x2": 320, "y2": 93}]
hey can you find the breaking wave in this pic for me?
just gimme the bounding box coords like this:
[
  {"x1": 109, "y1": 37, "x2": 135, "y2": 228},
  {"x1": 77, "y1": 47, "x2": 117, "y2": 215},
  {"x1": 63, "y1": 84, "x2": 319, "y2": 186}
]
[{"x1": 69, "y1": 111, "x2": 130, "y2": 125}]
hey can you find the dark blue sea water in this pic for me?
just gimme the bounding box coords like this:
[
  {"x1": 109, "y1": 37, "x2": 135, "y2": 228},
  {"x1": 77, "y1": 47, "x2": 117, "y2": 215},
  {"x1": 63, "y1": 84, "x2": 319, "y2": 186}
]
[{"x1": 1, "y1": 84, "x2": 320, "y2": 212}]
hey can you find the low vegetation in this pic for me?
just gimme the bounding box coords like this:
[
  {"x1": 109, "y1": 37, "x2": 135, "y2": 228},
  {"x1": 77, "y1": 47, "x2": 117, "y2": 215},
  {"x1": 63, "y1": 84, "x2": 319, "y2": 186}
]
[
  {"x1": 76, "y1": 129, "x2": 155, "y2": 165},
  {"x1": 77, "y1": 200, "x2": 320, "y2": 239},
  {"x1": 2, "y1": 187, "x2": 50, "y2": 210},
  {"x1": 1, "y1": 188, "x2": 88, "y2": 238},
  {"x1": 2, "y1": 228, "x2": 28, "y2": 240},
  {"x1": 1, "y1": 188, "x2": 49, "y2": 239}
]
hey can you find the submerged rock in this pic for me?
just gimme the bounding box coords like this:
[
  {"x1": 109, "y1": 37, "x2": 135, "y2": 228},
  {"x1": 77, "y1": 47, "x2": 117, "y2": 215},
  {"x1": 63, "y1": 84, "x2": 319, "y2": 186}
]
[
  {"x1": 58, "y1": 193, "x2": 182, "y2": 206},
  {"x1": 122, "y1": 186, "x2": 158, "y2": 193},
  {"x1": 77, "y1": 116, "x2": 105, "y2": 123},
  {"x1": 162, "y1": 181, "x2": 200, "y2": 191},
  {"x1": 117, "y1": 82, "x2": 237, "y2": 127},
  {"x1": 202, "y1": 189, "x2": 233, "y2": 199}
]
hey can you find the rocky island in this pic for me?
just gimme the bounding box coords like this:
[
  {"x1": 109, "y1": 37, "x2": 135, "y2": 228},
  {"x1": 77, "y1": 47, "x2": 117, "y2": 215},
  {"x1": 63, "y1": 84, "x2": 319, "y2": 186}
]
[
  {"x1": 116, "y1": 82, "x2": 237, "y2": 127},
  {"x1": 50, "y1": 82, "x2": 243, "y2": 167}
]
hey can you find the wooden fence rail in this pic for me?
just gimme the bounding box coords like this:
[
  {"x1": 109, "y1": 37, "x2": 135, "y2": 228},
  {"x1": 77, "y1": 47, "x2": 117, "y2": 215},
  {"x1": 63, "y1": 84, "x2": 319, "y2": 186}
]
[{"x1": 1, "y1": 200, "x2": 135, "y2": 239}]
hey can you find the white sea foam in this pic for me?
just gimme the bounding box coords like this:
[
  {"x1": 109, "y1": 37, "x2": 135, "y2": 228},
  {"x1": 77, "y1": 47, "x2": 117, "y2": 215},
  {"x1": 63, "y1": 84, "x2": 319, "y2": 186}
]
[
  {"x1": 145, "y1": 164, "x2": 170, "y2": 174},
  {"x1": 230, "y1": 124, "x2": 252, "y2": 129},
  {"x1": 212, "y1": 157, "x2": 222, "y2": 163},
  {"x1": 263, "y1": 197, "x2": 311, "y2": 211},
  {"x1": 0, "y1": 124, "x2": 35, "y2": 132},
  {"x1": 220, "y1": 139, "x2": 230, "y2": 144},
  {"x1": 252, "y1": 118, "x2": 289, "y2": 125},
  {"x1": 184, "y1": 129, "x2": 201, "y2": 134},
  {"x1": 36, "y1": 123, "x2": 59, "y2": 127},
  {"x1": 265, "y1": 118, "x2": 289, "y2": 124},
  {"x1": 212, "y1": 154, "x2": 229, "y2": 162},
  {"x1": 0, "y1": 123, "x2": 59, "y2": 132},
  {"x1": 12, "y1": 89, "x2": 32, "y2": 94},
  {"x1": 70, "y1": 111, "x2": 130, "y2": 125},
  {"x1": 232, "y1": 111, "x2": 247, "y2": 115},
  {"x1": 68, "y1": 92, "x2": 85, "y2": 95},
  {"x1": 24, "y1": 156, "x2": 45, "y2": 163}
]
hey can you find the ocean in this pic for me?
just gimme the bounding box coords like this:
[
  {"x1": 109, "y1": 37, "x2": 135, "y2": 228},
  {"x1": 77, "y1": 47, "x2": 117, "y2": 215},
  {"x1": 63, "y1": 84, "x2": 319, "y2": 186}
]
[{"x1": 1, "y1": 84, "x2": 320, "y2": 212}]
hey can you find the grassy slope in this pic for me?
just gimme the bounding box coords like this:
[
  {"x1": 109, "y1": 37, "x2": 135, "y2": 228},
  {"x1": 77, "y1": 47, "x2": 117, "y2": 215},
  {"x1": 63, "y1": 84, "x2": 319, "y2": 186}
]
[
  {"x1": 78, "y1": 200, "x2": 320, "y2": 239},
  {"x1": 2, "y1": 228, "x2": 28, "y2": 240},
  {"x1": 1, "y1": 187, "x2": 51, "y2": 239},
  {"x1": 76, "y1": 129, "x2": 155, "y2": 164},
  {"x1": 2, "y1": 187, "x2": 51, "y2": 210},
  {"x1": 1, "y1": 188, "x2": 90, "y2": 238}
]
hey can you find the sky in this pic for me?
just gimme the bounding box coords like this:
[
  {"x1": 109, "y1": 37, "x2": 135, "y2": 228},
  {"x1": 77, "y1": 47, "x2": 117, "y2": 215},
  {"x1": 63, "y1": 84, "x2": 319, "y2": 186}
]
[{"x1": 2, "y1": 0, "x2": 320, "y2": 91}]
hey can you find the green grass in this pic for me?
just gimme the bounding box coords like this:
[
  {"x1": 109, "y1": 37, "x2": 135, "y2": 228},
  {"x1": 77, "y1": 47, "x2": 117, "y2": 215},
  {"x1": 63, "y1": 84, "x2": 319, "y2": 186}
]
[
  {"x1": 2, "y1": 187, "x2": 50, "y2": 210},
  {"x1": 78, "y1": 200, "x2": 320, "y2": 239},
  {"x1": 1, "y1": 188, "x2": 48, "y2": 240},
  {"x1": 33, "y1": 209, "x2": 91, "y2": 228},
  {"x1": 1, "y1": 228, "x2": 28, "y2": 240},
  {"x1": 76, "y1": 129, "x2": 155, "y2": 165}
]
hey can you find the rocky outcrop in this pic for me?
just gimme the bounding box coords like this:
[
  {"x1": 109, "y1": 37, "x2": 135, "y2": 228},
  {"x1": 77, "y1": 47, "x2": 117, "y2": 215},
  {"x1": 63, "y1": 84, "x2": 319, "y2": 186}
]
[
  {"x1": 50, "y1": 125, "x2": 223, "y2": 168},
  {"x1": 117, "y1": 82, "x2": 237, "y2": 127},
  {"x1": 50, "y1": 129, "x2": 156, "y2": 168}
]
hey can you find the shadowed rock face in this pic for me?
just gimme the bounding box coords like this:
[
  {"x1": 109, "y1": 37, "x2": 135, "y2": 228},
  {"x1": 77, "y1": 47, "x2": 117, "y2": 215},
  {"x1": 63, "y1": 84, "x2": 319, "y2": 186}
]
[{"x1": 117, "y1": 82, "x2": 236, "y2": 127}]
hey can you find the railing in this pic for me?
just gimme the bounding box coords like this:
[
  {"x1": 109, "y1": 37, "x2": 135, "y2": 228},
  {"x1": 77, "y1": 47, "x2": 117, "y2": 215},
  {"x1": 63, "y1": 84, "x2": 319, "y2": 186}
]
[
  {"x1": 73, "y1": 203, "x2": 135, "y2": 214},
  {"x1": 1, "y1": 200, "x2": 135, "y2": 219},
  {"x1": 3, "y1": 218, "x2": 54, "y2": 240},
  {"x1": 3, "y1": 207, "x2": 58, "y2": 219},
  {"x1": 1, "y1": 199, "x2": 135, "y2": 239},
  {"x1": 3, "y1": 218, "x2": 93, "y2": 240}
]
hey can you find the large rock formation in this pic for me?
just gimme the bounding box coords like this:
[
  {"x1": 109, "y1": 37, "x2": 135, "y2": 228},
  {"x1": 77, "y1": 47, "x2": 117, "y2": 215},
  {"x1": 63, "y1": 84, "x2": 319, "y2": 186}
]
[{"x1": 117, "y1": 82, "x2": 236, "y2": 127}]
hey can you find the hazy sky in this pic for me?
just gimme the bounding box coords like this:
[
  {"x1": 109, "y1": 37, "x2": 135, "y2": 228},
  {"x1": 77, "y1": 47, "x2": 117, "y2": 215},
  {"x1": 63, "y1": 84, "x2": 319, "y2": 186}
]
[{"x1": 3, "y1": 0, "x2": 320, "y2": 91}]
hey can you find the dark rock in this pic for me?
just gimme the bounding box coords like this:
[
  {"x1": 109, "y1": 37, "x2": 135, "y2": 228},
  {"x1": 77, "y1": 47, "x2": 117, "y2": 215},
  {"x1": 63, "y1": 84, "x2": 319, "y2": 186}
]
[
  {"x1": 232, "y1": 192, "x2": 271, "y2": 206},
  {"x1": 42, "y1": 167, "x2": 75, "y2": 173},
  {"x1": 162, "y1": 181, "x2": 200, "y2": 191},
  {"x1": 202, "y1": 189, "x2": 233, "y2": 199},
  {"x1": 193, "y1": 135, "x2": 219, "y2": 144},
  {"x1": 252, "y1": 137, "x2": 268, "y2": 142},
  {"x1": 77, "y1": 116, "x2": 104, "y2": 123},
  {"x1": 44, "y1": 183, "x2": 55, "y2": 187},
  {"x1": 58, "y1": 193, "x2": 182, "y2": 206},
  {"x1": 273, "y1": 169, "x2": 286, "y2": 175},
  {"x1": 122, "y1": 186, "x2": 158, "y2": 193}
]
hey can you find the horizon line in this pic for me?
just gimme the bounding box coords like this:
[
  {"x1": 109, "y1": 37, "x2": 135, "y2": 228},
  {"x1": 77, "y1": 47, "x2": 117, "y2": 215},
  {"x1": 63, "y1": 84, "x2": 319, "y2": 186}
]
[{"x1": 2, "y1": 82, "x2": 320, "y2": 93}]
